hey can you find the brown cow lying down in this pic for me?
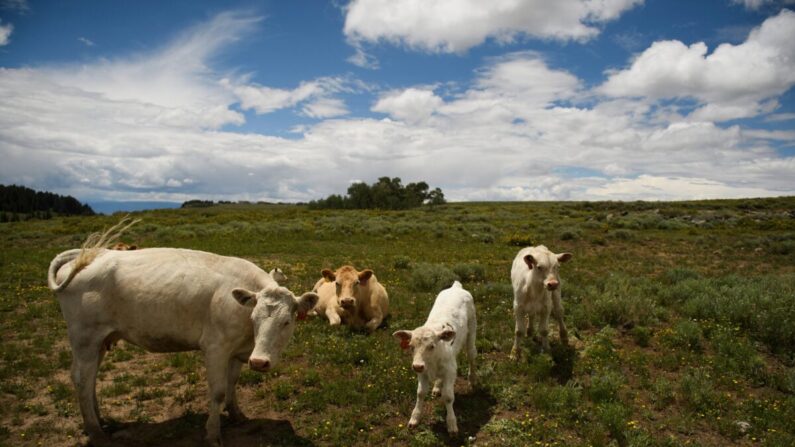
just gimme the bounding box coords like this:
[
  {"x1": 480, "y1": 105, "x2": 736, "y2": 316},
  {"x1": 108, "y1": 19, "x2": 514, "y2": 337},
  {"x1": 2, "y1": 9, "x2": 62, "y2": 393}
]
[
  {"x1": 312, "y1": 265, "x2": 389, "y2": 332},
  {"x1": 111, "y1": 242, "x2": 138, "y2": 250}
]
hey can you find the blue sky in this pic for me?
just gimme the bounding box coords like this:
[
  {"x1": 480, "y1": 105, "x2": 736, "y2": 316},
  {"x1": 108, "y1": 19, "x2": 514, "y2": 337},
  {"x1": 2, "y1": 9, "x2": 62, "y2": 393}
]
[{"x1": 1, "y1": 0, "x2": 793, "y2": 202}]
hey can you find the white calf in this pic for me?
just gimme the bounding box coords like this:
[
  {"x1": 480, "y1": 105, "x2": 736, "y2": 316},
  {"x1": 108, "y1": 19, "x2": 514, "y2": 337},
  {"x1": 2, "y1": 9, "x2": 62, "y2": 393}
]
[
  {"x1": 510, "y1": 245, "x2": 572, "y2": 359},
  {"x1": 393, "y1": 281, "x2": 477, "y2": 436}
]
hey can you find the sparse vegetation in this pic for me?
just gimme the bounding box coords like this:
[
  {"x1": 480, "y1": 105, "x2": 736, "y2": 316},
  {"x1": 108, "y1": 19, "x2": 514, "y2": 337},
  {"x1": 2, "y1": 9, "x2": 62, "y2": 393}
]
[{"x1": 1, "y1": 197, "x2": 794, "y2": 446}]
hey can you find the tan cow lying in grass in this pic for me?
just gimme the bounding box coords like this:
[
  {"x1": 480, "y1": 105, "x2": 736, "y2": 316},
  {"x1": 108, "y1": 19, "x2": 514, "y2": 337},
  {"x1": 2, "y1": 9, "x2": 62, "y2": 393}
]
[
  {"x1": 312, "y1": 265, "x2": 389, "y2": 332},
  {"x1": 47, "y1": 221, "x2": 318, "y2": 447}
]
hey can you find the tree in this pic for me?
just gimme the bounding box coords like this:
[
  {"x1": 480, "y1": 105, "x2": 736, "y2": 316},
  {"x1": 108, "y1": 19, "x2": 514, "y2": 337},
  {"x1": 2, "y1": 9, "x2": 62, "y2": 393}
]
[{"x1": 427, "y1": 188, "x2": 446, "y2": 206}]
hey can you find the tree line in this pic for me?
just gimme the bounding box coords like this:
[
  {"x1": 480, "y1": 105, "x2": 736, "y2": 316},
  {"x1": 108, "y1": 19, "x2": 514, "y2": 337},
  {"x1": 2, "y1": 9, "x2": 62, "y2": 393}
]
[
  {"x1": 308, "y1": 177, "x2": 446, "y2": 210},
  {"x1": 0, "y1": 184, "x2": 95, "y2": 222}
]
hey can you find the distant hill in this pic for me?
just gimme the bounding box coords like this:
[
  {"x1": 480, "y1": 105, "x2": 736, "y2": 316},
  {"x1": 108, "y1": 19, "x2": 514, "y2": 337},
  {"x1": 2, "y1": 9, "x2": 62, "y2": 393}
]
[
  {"x1": 88, "y1": 201, "x2": 182, "y2": 214},
  {"x1": 0, "y1": 184, "x2": 94, "y2": 221}
]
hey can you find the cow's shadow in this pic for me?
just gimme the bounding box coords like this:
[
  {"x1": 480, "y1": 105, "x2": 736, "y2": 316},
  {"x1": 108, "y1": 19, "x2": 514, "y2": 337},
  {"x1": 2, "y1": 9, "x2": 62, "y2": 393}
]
[
  {"x1": 429, "y1": 386, "x2": 497, "y2": 445},
  {"x1": 96, "y1": 413, "x2": 314, "y2": 447}
]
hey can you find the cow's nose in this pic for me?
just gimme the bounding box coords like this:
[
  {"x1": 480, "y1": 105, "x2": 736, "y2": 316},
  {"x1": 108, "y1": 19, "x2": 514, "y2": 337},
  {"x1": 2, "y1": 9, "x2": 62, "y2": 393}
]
[
  {"x1": 412, "y1": 363, "x2": 425, "y2": 373},
  {"x1": 547, "y1": 280, "x2": 559, "y2": 291},
  {"x1": 340, "y1": 297, "x2": 355, "y2": 308},
  {"x1": 249, "y1": 357, "x2": 271, "y2": 371}
]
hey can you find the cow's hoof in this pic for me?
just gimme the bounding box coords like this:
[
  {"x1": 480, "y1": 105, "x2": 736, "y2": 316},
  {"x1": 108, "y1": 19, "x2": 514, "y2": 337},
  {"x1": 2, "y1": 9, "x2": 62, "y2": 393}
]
[
  {"x1": 408, "y1": 420, "x2": 419, "y2": 429},
  {"x1": 228, "y1": 410, "x2": 248, "y2": 424},
  {"x1": 89, "y1": 433, "x2": 114, "y2": 447},
  {"x1": 448, "y1": 429, "x2": 459, "y2": 438},
  {"x1": 205, "y1": 434, "x2": 223, "y2": 447}
]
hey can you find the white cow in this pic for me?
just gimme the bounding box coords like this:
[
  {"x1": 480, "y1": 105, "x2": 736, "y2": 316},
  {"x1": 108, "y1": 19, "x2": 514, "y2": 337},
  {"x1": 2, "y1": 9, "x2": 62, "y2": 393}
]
[
  {"x1": 47, "y1": 246, "x2": 318, "y2": 447},
  {"x1": 510, "y1": 245, "x2": 572, "y2": 359},
  {"x1": 393, "y1": 281, "x2": 477, "y2": 436}
]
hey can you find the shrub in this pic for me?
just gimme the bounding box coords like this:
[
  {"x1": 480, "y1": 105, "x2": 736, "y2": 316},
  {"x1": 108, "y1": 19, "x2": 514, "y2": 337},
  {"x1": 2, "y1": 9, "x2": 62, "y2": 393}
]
[
  {"x1": 588, "y1": 370, "x2": 624, "y2": 403},
  {"x1": 559, "y1": 227, "x2": 581, "y2": 241},
  {"x1": 393, "y1": 255, "x2": 412, "y2": 269},
  {"x1": 409, "y1": 263, "x2": 459, "y2": 292},
  {"x1": 452, "y1": 263, "x2": 486, "y2": 283},
  {"x1": 679, "y1": 368, "x2": 719, "y2": 413},
  {"x1": 676, "y1": 275, "x2": 795, "y2": 356},
  {"x1": 660, "y1": 320, "x2": 703, "y2": 352}
]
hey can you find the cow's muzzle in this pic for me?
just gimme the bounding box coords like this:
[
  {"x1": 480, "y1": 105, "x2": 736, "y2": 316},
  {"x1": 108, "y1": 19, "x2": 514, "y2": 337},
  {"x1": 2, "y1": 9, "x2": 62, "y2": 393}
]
[
  {"x1": 340, "y1": 297, "x2": 356, "y2": 309},
  {"x1": 249, "y1": 357, "x2": 271, "y2": 372}
]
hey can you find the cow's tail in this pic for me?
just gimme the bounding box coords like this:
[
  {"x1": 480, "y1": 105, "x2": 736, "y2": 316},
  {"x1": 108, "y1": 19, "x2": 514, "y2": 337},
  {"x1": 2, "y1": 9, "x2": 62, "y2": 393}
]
[{"x1": 48, "y1": 216, "x2": 141, "y2": 293}]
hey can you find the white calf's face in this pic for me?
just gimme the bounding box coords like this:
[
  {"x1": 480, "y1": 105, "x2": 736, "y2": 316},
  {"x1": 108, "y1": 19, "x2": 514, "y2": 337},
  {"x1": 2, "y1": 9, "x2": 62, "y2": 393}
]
[
  {"x1": 233, "y1": 286, "x2": 318, "y2": 372},
  {"x1": 523, "y1": 249, "x2": 572, "y2": 291},
  {"x1": 393, "y1": 327, "x2": 456, "y2": 374}
]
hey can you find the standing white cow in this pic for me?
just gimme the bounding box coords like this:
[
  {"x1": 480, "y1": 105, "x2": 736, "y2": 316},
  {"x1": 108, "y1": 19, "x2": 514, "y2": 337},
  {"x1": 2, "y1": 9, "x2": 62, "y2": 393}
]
[
  {"x1": 48, "y1": 243, "x2": 318, "y2": 447},
  {"x1": 393, "y1": 281, "x2": 477, "y2": 437},
  {"x1": 510, "y1": 245, "x2": 572, "y2": 359}
]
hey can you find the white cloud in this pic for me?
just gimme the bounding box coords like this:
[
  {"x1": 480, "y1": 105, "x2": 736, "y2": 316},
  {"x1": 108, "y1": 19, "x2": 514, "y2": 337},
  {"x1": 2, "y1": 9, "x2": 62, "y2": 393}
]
[
  {"x1": 344, "y1": 0, "x2": 644, "y2": 54},
  {"x1": 584, "y1": 175, "x2": 783, "y2": 200},
  {"x1": 77, "y1": 36, "x2": 95, "y2": 47},
  {"x1": 600, "y1": 9, "x2": 795, "y2": 121},
  {"x1": 0, "y1": 20, "x2": 12, "y2": 46},
  {"x1": 302, "y1": 97, "x2": 349, "y2": 118},
  {"x1": 0, "y1": 10, "x2": 792, "y2": 204},
  {"x1": 372, "y1": 88, "x2": 443, "y2": 123},
  {"x1": 222, "y1": 76, "x2": 354, "y2": 116}
]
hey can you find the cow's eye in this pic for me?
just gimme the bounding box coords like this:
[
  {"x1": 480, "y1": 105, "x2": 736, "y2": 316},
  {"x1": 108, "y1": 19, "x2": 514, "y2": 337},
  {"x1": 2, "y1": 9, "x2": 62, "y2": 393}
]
[
  {"x1": 283, "y1": 321, "x2": 290, "y2": 327},
  {"x1": 428, "y1": 344, "x2": 434, "y2": 350},
  {"x1": 354, "y1": 280, "x2": 360, "y2": 285}
]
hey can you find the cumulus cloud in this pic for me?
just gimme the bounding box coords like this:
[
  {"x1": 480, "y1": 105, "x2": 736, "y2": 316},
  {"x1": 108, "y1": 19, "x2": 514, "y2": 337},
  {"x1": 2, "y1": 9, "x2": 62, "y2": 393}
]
[
  {"x1": 343, "y1": 0, "x2": 644, "y2": 56},
  {"x1": 372, "y1": 88, "x2": 443, "y2": 123},
  {"x1": 0, "y1": 20, "x2": 12, "y2": 46},
  {"x1": 600, "y1": 9, "x2": 795, "y2": 121},
  {"x1": 77, "y1": 36, "x2": 95, "y2": 47}
]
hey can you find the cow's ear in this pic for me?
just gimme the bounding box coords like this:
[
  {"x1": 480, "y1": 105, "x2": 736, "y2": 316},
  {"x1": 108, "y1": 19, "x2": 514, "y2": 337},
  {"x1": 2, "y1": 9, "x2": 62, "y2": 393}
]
[
  {"x1": 358, "y1": 269, "x2": 373, "y2": 284},
  {"x1": 295, "y1": 292, "x2": 319, "y2": 320},
  {"x1": 523, "y1": 254, "x2": 535, "y2": 269},
  {"x1": 322, "y1": 269, "x2": 336, "y2": 282},
  {"x1": 557, "y1": 253, "x2": 572, "y2": 263},
  {"x1": 232, "y1": 288, "x2": 258, "y2": 306},
  {"x1": 393, "y1": 330, "x2": 412, "y2": 350},
  {"x1": 438, "y1": 329, "x2": 456, "y2": 342}
]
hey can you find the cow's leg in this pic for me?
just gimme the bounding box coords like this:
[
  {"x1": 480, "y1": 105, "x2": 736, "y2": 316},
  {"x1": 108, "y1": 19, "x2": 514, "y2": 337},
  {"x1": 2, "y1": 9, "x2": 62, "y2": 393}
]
[
  {"x1": 408, "y1": 373, "x2": 429, "y2": 428},
  {"x1": 467, "y1": 322, "x2": 478, "y2": 387},
  {"x1": 510, "y1": 302, "x2": 528, "y2": 360},
  {"x1": 441, "y1": 371, "x2": 458, "y2": 437},
  {"x1": 92, "y1": 345, "x2": 108, "y2": 425},
  {"x1": 70, "y1": 339, "x2": 110, "y2": 446},
  {"x1": 225, "y1": 359, "x2": 246, "y2": 423},
  {"x1": 204, "y1": 350, "x2": 230, "y2": 447},
  {"x1": 364, "y1": 308, "x2": 383, "y2": 333},
  {"x1": 538, "y1": 307, "x2": 551, "y2": 352},
  {"x1": 551, "y1": 290, "x2": 569, "y2": 344},
  {"x1": 431, "y1": 378, "x2": 442, "y2": 398},
  {"x1": 325, "y1": 307, "x2": 341, "y2": 326}
]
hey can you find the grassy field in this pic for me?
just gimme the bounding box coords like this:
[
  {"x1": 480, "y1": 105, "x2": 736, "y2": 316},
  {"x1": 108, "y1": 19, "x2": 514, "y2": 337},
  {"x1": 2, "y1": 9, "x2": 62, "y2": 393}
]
[{"x1": 1, "y1": 198, "x2": 794, "y2": 447}]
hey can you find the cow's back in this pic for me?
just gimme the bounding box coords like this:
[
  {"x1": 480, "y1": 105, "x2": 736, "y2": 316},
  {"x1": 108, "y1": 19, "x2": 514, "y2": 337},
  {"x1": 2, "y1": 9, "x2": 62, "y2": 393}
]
[
  {"x1": 54, "y1": 248, "x2": 272, "y2": 352},
  {"x1": 359, "y1": 275, "x2": 389, "y2": 320}
]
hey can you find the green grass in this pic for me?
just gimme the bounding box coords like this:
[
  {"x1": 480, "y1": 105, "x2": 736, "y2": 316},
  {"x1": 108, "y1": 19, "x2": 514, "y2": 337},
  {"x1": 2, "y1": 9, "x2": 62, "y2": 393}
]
[{"x1": 1, "y1": 198, "x2": 794, "y2": 446}]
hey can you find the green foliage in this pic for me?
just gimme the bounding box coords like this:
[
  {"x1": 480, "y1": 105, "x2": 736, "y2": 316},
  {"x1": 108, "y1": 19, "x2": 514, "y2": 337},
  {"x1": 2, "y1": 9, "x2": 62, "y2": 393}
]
[
  {"x1": 308, "y1": 177, "x2": 445, "y2": 210},
  {"x1": 408, "y1": 263, "x2": 458, "y2": 292},
  {"x1": 0, "y1": 184, "x2": 94, "y2": 217},
  {"x1": 451, "y1": 262, "x2": 486, "y2": 283},
  {"x1": 2, "y1": 198, "x2": 795, "y2": 446}
]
